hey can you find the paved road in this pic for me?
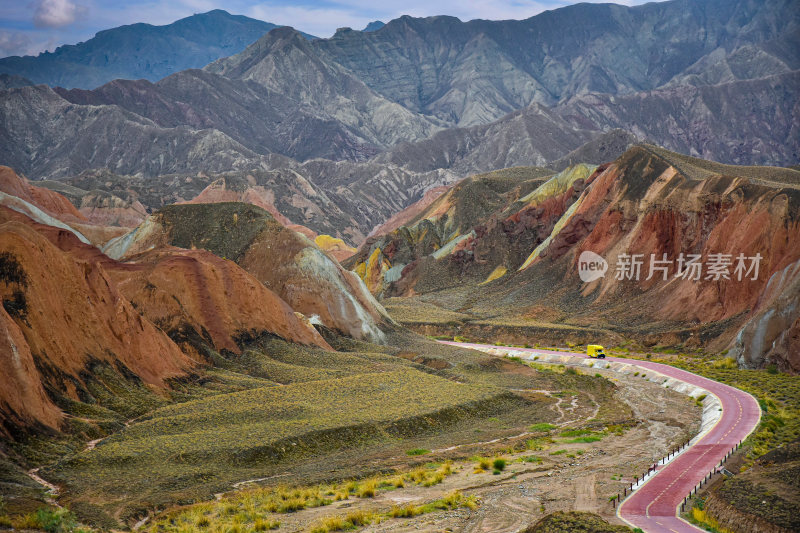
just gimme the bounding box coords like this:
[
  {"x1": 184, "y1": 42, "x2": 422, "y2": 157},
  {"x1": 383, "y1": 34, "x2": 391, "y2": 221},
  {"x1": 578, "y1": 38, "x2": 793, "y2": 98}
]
[{"x1": 441, "y1": 342, "x2": 762, "y2": 533}]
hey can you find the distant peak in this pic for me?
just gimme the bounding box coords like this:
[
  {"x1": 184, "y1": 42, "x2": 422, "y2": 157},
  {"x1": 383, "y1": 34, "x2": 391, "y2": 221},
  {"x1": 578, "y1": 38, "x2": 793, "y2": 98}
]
[
  {"x1": 172, "y1": 9, "x2": 236, "y2": 24},
  {"x1": 267, "y1": 25, "x2": 305, "y2": 39},
  {"x1": 362, "y1": 21, "x2": 385, "y2": 32}
]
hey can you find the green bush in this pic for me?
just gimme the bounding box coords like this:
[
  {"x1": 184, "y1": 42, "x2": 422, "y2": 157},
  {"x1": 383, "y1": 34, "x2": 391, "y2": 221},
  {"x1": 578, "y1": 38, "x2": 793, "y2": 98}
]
[
  {"x1": 493, "y1": 458, "x2": 506, "y2": 471},
  {"x1": 35, "y1": 508, "x2": 78, "y2": 533},
  {"x1": 406, "y1": 448, "x2": 431, "y2": 456},
  {"x1": 559, "y1": 428, "x2": 592, "y2": 437}
]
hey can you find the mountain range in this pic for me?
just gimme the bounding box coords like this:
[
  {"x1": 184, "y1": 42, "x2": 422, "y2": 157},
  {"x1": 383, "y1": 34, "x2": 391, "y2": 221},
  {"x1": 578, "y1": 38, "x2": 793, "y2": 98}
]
[
  {"x1": 313, "y1": 0, "x2": 799, "y2": 126},
  {"x1": 0, "y1": 10, "x2": 315, "y2": 90},
  {"x1": 0, "y1": 0, "x2": 798, "y2": 246}
]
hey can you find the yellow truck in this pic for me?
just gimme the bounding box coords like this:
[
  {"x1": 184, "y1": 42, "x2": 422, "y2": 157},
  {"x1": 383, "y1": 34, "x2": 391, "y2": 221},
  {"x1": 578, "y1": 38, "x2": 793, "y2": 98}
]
[{"x1": 587, "y1": 345, "x2": 606, "y2": 358}]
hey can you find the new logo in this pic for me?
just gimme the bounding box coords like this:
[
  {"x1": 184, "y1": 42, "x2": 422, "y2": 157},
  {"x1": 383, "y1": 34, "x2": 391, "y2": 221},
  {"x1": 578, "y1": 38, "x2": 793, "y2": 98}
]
[{"x1": 578, "y1": 251, "x2": 608, "y2": 282}]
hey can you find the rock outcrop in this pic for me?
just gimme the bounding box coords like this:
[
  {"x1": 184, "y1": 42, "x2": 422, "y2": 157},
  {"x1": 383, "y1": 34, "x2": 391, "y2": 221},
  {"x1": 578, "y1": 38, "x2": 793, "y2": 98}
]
[{"x1": 730, "y1": 259, "x2": 800, "y2": 373}]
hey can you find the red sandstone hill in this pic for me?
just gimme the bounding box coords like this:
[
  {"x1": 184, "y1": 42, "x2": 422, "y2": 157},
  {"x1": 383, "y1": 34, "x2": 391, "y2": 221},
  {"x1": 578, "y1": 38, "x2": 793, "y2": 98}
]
[
  {"x1": 104, "y1": 202, "x2": 393, "y2": 343},
  {"x1": 0, "y1": 207, "x2": 190, "y2": 434},
  {"x1": 0, "y1": 166, "x2": 86, "y2": 225},
  {"x1": 352, "y1": 146, "x2": 800, "y2": 372},
  {"x1": 0, "y1": 171, "x2": 333, "y2": 435},
  {"x1": 107, "y1": 247, "x2": 330, "y2": 356}
]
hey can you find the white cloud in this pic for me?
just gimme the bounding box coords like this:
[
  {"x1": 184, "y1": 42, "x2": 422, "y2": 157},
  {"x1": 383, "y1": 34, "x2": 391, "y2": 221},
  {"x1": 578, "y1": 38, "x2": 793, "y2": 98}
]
[
  {"x1": 0, "y1": 31, "x2": 33, "y2": 56},
  {"x1": 0, "y1": 30, "x2": 58, "y2": 56},
  {"x1": 33, "y1": 0, "x2": 85, "y2": 28}
]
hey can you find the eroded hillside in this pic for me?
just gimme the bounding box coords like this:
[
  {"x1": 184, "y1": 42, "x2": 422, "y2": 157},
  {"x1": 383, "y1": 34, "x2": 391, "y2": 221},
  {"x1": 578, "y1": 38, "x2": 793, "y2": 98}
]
[{"x1": 354, "y1": 146, "x2": 800, "y2": 372}]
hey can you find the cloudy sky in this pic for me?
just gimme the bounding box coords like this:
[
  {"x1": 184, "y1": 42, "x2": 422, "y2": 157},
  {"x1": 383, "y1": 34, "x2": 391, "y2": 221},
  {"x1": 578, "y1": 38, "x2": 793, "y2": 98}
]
[{"x1": 0, "y1": 0, "x2": 642, "y2": 58}]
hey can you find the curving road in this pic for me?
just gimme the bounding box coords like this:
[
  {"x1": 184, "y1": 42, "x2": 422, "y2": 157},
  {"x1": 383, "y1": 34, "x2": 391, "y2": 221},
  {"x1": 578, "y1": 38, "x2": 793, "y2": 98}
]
[{"x1": 441, "y1": 341, "x2": 762, "y2": 533}]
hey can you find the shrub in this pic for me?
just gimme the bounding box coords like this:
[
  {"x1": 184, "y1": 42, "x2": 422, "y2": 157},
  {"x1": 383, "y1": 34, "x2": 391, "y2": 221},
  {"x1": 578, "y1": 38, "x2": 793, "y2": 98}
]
[
  {"x1": 406, "y1": 448, "x2": 430, "y2": 456},
  {"x1": 311, "y1": 516, "x2": 347, "y2": 533},
  {"x1": 567, "y1": 435, "x2": 602, "y2": 443},
  {"x1": 254, "y1": 518, "x2": 280, "y2": 531},
  {"x1": 529, "y1": 423, "x2": 556, "y2": 432},
  {"x1": 277, "y1": 497, "x2": 306, "y2": 513},
  {"x1": 477, "y1": 457, "x2": 492, "y2": 470},
  {"x1": 559, "y1": 428, "x2": 591, "y2": 437},
  {"x1": 422, "y1": 472, "x2": 444, "y2": 487},
  {"x1": 389, "y1": 504, "x2": 420, "y2": 518},
  {"x1": 712, "y1": 357, "x2": 738, "y2": 370},
  {"x1": 436, "y1": 491, "x2": 477, "y2": 511},
  {"x1": 35, "y1": 508, "x2": 78, "y2": 533},
  {"x1": 493, "y1": 458, "x2": 506, "y2": 471},
  {"x1": 357, "y1": 478, "x2": 378, "y2": 498},
  {"x1": 345, "y1": 509, "x2": 375, "y2": 526}
]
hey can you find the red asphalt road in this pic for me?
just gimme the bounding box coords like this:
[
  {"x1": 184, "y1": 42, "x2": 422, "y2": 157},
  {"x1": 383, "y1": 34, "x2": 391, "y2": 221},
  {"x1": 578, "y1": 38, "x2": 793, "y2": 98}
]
[{"x1": 440, "y1": 342, "x2": 762, "y2": 533}]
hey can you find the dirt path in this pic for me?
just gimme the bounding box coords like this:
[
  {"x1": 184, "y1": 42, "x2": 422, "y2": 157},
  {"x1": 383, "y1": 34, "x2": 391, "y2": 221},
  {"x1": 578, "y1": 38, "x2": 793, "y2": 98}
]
[
  {"x1": 26, "y1": 468, "x2": 60, "y2": 507},
  {"x1": 574, "y1": 473, "x2": 598, "y2": 512},
  {"x1": 83, "y1": 415, "x2": 141, "y2": 452}
]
